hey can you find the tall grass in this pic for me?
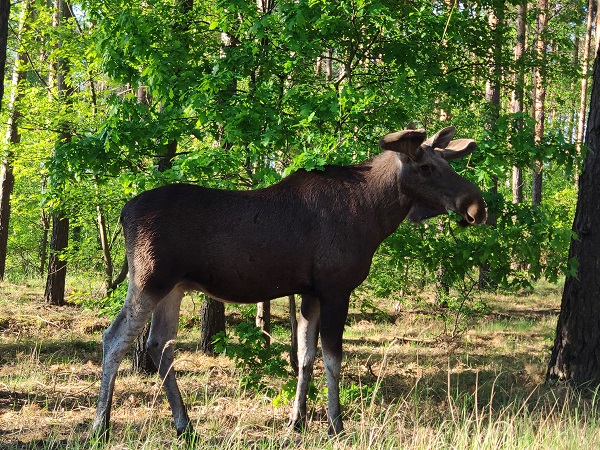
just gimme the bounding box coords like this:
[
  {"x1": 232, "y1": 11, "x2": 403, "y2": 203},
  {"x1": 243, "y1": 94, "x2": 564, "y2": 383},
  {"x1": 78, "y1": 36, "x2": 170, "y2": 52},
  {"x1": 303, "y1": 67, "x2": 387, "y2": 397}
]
[
  {"x1": 6, "y1": 372, "x2": 600, "y2": 450},
  {"x1": 3, "y1": 281, "x2": 595, "y2": 449}
]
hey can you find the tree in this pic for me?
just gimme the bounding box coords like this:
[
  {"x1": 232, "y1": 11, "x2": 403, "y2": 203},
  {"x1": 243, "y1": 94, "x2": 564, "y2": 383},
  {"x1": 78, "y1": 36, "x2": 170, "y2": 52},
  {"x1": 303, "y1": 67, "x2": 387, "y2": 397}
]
[
  {"x1": 45, "y1": 0, "x2": 74, "y2": 306},
  {"x1": 0, "y1": 1, "x2": 32, "y2": 280},
  {"x1": 199, "y1": 296, "x2": 225, "y2": 355},
  {"x1": 479, "y1": 0, "x2": 503, "y2": 289},
  {"x1": 132, "y1": 0, "x2": 198, "y2": 372},
  {"x1": 511, "y1": 1, "x2": 526, "y2": 204},
  {"x1": 532, "y1": 0, "x2": 548, "y2": 206},
  {"x1": 5, "y1": 0, "x2": 582, "y2": 328},
  {"x1": 546, "y1": 46, "x2": 600, "y2": 386},
  {"x1": 575, "y1": 0, "x2": 596, "y2": 162},
  {"x1": 0, "y1": 0, "x2": 10, "y2": 114}
]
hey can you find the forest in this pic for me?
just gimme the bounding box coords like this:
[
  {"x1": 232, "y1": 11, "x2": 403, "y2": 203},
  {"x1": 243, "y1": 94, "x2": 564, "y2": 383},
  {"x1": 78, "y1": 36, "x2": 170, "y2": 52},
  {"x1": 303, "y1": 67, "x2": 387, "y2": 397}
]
[{"x1": 1, "y1": 0, "x2": 600, "y2": 448}]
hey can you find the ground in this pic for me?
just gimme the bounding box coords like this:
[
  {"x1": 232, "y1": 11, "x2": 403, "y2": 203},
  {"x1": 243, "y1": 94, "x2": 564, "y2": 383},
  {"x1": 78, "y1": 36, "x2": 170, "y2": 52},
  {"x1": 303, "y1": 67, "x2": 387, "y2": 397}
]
[{"x1": 0, "y1": 280, "x2": 598, "y2": 449}]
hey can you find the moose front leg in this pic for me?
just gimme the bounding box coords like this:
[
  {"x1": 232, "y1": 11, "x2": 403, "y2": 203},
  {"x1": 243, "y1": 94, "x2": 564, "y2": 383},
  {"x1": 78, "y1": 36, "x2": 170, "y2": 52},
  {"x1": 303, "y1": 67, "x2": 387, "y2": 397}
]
[
  {"x1": 92, "y1": 285, "x2": 158, "y2": 440},
  {"x1": 289, "y1": 294, "x2": 320, "y2": 430},
  {"x1": 319, "y1": 294, "x2": 349, "y2": 435}
]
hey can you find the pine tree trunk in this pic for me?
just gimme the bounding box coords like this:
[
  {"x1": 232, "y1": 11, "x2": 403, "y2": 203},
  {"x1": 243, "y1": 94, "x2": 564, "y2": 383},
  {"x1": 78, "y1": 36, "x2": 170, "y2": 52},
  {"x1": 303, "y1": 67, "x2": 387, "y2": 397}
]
[
  {"x1": 0, "y1": 1, "x2": 32, "y2": 280},
  {"x1": 532, "y1": 0, "x2": 548, "y2": 207},
  {"x1": 200, "y1": 296, "x2": 226, "y2": 355},
  {"x1": 45, "y1": 0, "x2": 72, "y2": 306},
  {"x1": 0, "y1": 165, "x2": 14, "y2": 281},
  {"x1": 44, "y1": 213, "x2": 69, "y2": 305},
  {"x1": 479, "y1": 4, "x2": 502, "y2": 289},
  {"x1": 511, "y1": 1, "x2": 526, "y2": 205},
  {"x1": 0, "y1": 0, "x2": 10, "y2": 113},
  {"x1": 546, "y1": 48, "x2": 600, "y2": 386},
  {"x1": 595, "y1": 0, "x2": 600, "y2": 56},
  {"x1": 39, "y1": 202, "x2": 50, "y2": 277},
  {"x1": 575, "y1": 0, "x2": 595, "y2": 182}
]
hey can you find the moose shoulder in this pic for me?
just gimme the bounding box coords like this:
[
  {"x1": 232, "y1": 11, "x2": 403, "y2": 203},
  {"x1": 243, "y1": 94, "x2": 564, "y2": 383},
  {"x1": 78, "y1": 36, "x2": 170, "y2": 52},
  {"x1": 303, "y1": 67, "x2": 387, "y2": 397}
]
[{"x1": 92, "y1": 125, "x2": 486, "y2": 439}]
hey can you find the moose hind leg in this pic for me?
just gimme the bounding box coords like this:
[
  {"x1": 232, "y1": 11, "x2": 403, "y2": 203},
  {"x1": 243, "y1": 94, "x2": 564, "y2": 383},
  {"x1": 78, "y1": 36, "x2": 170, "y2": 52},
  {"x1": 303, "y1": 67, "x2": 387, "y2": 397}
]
[
  {"x1": 289, "y1": 294, "x2": 320, "y2": 430},
  {"x1": 146, "y1": 286, "x2": 190, "y2": 436},
  {"x1": 92, "y1": 285, "x2": 159, "y2": 438},
  {"x1": 319, "y1": 294, "x2": 349, "y2": 435}
]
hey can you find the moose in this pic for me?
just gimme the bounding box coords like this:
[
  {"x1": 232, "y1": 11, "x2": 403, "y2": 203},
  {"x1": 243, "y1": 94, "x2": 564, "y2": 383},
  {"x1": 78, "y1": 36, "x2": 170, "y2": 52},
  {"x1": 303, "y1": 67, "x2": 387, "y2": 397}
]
[{"x1": 92, "y1": 124, "x2": 486, "y2": 439}]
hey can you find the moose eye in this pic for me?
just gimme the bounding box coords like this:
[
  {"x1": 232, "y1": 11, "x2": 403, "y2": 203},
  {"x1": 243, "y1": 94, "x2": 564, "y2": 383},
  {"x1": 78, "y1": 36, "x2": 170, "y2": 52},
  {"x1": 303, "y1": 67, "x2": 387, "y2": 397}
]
[{"x1": 420, "y1": 164, "x2": 433, "y2": 175}]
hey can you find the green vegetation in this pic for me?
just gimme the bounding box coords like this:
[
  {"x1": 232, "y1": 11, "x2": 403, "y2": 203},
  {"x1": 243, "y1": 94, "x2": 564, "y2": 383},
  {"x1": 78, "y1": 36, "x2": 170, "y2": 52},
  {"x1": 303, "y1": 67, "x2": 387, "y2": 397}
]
[
  {"x1": 2, "y1": 0, "x2": 598, "y2": 447},
  {"x1": 0, "y1": 0, "x2": 588, "y2": 299},
  {"x1": 1, "y1": 281, "x2": 598, "y2": 449}
]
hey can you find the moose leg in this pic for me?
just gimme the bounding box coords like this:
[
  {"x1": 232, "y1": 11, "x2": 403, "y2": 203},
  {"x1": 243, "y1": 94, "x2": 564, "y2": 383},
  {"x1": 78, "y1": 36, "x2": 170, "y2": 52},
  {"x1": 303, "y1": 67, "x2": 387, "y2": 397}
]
[
  {"x1": 92, "y1": 285, "x2": 159, "y2": 438},
  {"x1": 288, "y1": 293, "x2": 320, "y2": 430},
  {"x1": 146, "y1": 287, "x2": 190, "y2": 436},
  {"x1": 319, "y1": 294, "x2": 349, "y2": 435}
]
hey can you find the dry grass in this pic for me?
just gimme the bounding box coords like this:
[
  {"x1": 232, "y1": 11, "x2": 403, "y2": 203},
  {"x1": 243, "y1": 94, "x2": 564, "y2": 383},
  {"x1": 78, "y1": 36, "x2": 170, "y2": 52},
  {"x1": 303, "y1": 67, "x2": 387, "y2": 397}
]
[{"x1": 1, "y1": 279, "x2": 599, "y2": 449}]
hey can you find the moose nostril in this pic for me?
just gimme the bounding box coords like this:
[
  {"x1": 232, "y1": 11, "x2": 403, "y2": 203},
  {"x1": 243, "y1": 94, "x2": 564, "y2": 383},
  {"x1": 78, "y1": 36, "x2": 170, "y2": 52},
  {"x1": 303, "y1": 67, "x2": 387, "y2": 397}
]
[{"x1": 466, "y1": 203, "x2": 484, "y2": 224}]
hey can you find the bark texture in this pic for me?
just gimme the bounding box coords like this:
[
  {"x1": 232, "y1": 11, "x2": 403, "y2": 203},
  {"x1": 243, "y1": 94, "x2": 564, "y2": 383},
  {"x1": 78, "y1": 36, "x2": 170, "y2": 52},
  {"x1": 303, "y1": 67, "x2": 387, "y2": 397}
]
[
  {"x1": 531, "y1": 0, "x2": 548, "y2": 206},
  {"x1": 511, "y1": 1, "x2": 526, "y2": 204},
  {"x1": 0, "y1": 0, "x2": 10, "y2": 113},
  {"x1": 44, "y1": 213, "x2": 69, "y2": 305},
  {"x1": 200, "y1": 296, "x2": 226, "y2": 355},
  {"x1": 44, "y1": 0, "x2": 72, "y2": 306},
  {"x1": 0, "y1": 1, "x2": 31, "y2": 280},
  {"x1": 546, "y1": 48, "x2": 600, "y2": 386},
  {"x1": 132, "y1": 322, "x2": 158, "y2": 374}
]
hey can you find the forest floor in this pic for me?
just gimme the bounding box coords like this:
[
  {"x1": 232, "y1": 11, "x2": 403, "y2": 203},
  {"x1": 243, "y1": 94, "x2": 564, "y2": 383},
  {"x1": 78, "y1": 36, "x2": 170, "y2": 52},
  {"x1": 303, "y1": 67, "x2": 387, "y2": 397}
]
[{"x1": 1, "y1": 280, "x2": 599, "y2": 449}]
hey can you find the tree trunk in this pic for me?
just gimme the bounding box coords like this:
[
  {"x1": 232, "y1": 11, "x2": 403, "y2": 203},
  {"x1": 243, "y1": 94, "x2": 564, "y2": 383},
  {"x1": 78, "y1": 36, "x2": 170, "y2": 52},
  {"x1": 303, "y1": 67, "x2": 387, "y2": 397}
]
[
  {"x1": 131, "y1": 0, "x2": 192, "y2": 368},
  {"x1": 546, "y1": 47, "x2": 600, "y2": 386},
  {"x1": 107, "y1": 258, "x2": 128, "y2": 293},
  {"x1": 39, "y1": 198, "x2": 50, "y2": 277},
  {"x1": 511, "y1": 1, "x2": 526, "y2": 205},
  {"x1": 575, "y1": 0, "x2": 595, "y2": 180},
  {"x1": 256, "y1": 301, "x2": 271, "y2": 347},
  {"x1": 200, "y1": 296, "x2": 226, "y2": 355},
  {"x1": 44, "y1": 213, "x2": 69, "y2": 305},
  {"x1": 595, "y1": 0, "x2": 600, "y2": 57},
  {"x1": 97, "y1": 202, "x2": 113, "y2": 295},
  {"x1": 132, "y1": 322, "x2": 158, "y2": 374},
  {"x1": 45, "y1": 0, "x2": 72, "y2": 305},
  {"x1": 0, "y1": 0, "x2": 10, "y2": 114},
  {"x1": 532, "y1": 0, "x2": 548, "y2": 207},
  {"x1": 479, "y1": 3, "x2": 502, "y2": 290},
  {"x1": 0, "y1": 1, "x2": 32, "y2": 280}
]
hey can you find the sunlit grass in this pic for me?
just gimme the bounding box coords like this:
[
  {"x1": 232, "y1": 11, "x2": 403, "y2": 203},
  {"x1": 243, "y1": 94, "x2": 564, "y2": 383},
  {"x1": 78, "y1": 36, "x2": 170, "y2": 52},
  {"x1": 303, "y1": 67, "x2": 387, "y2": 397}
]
[{"x1": 4, "y1": 279, "x2": 598, "y2": 449}]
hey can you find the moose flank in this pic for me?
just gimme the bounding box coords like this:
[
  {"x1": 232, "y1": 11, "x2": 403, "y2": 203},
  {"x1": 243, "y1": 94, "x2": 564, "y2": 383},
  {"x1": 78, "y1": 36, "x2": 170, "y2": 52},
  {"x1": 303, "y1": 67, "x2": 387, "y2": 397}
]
[{"x1": 92, "y1": 124, "x2": 487, "y2": 439}]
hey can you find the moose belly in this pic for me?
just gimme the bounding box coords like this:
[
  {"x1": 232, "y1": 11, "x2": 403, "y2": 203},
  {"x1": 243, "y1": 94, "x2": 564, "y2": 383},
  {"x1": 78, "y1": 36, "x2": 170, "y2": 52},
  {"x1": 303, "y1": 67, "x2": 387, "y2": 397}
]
[{"x1": 180, "y1": 262, "x2": 312, "y2": 304}]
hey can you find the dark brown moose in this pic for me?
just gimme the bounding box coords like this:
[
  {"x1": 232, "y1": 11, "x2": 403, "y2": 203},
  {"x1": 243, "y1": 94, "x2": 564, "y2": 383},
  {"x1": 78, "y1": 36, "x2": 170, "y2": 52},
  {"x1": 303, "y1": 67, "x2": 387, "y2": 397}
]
[{"x1": 92, "y1": 124, "x2": 486, "y2": 439}]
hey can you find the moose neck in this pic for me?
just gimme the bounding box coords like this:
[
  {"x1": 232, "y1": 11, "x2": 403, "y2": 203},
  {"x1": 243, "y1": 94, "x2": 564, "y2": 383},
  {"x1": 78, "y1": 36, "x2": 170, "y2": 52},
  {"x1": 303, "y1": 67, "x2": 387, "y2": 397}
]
[{"x1": 357, "y1": 151, "x2": 413, "y2": 241}]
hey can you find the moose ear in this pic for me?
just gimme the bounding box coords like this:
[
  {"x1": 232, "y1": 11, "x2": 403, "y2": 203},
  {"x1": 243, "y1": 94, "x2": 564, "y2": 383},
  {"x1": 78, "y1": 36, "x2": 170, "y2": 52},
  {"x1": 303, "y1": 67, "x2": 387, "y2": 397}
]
[
  {"x1": 423, "y1": 126, "x2": 456, "y2": 150},
  {"x1": 440, "y1": 138, "x2": 477, "y2": 161},
  {"x1": 379, "y1": 128, "x2": 427, "y2": 161}
]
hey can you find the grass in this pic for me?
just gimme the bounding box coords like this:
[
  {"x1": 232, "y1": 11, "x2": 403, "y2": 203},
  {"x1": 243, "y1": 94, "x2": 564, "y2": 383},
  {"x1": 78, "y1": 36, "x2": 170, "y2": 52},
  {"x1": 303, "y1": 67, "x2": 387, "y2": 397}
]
[{"x1": 1, "y1": 279, "x2": 600, "y2": 449}]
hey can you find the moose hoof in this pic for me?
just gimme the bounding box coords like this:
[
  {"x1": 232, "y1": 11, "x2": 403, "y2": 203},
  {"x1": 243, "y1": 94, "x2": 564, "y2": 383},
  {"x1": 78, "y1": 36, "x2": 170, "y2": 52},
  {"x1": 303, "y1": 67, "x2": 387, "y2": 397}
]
[
  {"x1": 176, "y1": 423, "x2": 197, "y2": 446},
  {"x1": 287, "y1": 416, "x2": 306, "y2": 432},
  {"x1": 327, "y1": 420, "x2": 344, "y2": 436},
  {"x1": 89, "y1": 423, "x2": 110, "y2": 444}
]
